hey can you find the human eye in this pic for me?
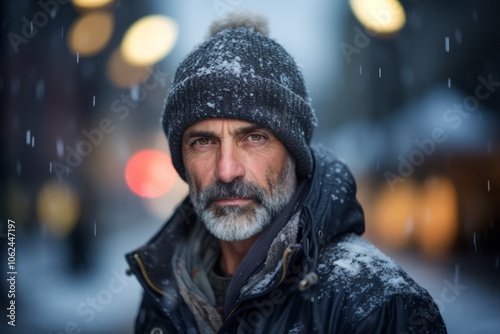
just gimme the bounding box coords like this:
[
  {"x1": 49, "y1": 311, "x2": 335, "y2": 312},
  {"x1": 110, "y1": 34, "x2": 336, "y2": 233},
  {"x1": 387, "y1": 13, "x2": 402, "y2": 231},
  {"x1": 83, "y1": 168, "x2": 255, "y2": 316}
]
[
  {"x1": 193, "y1": 138, "x2": 212, "y2": 146},
  {"x1": 247, "y1": 134, "x2": 266, "y2": 142}
]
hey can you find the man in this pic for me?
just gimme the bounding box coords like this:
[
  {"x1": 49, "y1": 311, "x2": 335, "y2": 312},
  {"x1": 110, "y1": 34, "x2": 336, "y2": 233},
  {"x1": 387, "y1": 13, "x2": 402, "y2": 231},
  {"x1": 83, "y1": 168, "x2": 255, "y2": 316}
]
[{"x1": 126, "y1": 13, "x2": 447, "y2": 333}]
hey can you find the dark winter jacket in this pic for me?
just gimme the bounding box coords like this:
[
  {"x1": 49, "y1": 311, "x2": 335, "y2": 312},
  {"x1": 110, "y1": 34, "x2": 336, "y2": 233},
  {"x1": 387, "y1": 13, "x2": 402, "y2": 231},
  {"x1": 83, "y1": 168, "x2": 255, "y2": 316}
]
[{"x1": 125, "y1": 145, "x2": 447, "y2": 333}]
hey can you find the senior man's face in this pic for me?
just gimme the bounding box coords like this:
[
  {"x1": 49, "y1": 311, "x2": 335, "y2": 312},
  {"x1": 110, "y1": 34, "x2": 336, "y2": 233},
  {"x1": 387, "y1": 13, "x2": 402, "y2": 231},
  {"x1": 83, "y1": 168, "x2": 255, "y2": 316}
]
[{"x1": 182, "y1": 119, "x2": 297, "y2": 241}]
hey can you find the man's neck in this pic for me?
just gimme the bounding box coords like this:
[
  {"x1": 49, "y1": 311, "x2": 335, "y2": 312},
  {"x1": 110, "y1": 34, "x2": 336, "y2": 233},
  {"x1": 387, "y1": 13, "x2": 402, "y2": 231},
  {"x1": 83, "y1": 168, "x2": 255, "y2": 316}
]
[{"x1": 218, "y1": 233, "x2": 261, "y2": 275}]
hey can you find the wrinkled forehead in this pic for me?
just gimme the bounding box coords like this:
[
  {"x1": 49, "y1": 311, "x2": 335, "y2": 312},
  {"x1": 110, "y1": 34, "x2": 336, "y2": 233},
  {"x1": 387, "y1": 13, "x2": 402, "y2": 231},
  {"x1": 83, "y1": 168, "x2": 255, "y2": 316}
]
[{"x1": 182, "y1": 118, "x2": 276, "y2": 140}]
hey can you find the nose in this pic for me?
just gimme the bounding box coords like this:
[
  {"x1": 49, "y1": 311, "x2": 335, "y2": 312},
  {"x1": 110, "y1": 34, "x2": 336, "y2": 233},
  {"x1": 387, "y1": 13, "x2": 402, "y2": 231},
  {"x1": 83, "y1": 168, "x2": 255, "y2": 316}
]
[{"x1": 215, "y1": 143, "x2": 245, "y2": 183}]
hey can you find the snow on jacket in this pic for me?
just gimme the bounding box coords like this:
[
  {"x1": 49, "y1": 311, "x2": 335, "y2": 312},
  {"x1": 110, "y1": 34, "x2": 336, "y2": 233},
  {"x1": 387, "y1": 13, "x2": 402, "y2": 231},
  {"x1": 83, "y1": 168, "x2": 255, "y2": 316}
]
[{"x1": 125, "y1": 145, "x2": 447, "y2": 333}]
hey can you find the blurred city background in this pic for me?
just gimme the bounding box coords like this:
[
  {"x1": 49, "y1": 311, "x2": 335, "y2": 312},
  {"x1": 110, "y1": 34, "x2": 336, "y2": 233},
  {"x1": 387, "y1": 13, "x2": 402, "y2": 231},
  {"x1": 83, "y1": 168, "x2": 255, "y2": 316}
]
[{"x1": 1, "y1": 0, "x2": 499, "y2": 333}]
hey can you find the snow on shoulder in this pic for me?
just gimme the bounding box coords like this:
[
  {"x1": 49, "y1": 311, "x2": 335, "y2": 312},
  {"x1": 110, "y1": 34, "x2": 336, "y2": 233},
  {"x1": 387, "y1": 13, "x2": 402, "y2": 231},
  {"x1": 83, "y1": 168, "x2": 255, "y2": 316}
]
[{"x1": 315, "y1": 233, "x2": 425, "y2": 320}]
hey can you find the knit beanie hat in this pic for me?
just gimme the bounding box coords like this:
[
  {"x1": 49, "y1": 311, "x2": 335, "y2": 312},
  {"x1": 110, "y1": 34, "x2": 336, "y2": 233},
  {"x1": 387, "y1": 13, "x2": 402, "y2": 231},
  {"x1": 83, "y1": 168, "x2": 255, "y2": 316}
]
[{"x1": 163, "y1": 13, "x2": 317, "y2": 181}]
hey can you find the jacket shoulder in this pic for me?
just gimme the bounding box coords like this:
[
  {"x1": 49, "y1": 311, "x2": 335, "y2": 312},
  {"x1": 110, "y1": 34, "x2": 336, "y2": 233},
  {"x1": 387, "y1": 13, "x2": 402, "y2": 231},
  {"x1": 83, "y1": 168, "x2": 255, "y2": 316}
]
[{"x1": 315, "y1": 233, "x2": 445, "y2": 332}]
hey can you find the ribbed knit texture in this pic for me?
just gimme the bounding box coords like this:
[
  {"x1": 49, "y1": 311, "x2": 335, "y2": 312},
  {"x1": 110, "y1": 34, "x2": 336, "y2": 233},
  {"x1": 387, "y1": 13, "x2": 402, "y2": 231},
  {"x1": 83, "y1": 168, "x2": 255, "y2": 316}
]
[{"x1": 163, "y1": 25, "x2": 317, "y2": 180}]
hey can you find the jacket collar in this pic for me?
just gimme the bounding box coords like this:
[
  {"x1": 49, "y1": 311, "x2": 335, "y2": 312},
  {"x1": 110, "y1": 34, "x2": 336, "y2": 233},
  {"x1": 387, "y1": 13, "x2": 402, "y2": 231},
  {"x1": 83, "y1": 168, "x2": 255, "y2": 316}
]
[{"x1": 295, "y1": 145, "x2": 365, "y2": 286}]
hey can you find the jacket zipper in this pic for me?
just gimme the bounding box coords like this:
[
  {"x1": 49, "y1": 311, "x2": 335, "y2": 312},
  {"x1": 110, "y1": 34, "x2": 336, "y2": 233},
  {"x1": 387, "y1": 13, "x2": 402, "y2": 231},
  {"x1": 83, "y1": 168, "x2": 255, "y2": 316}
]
[
  {"x1": 224, "y1": 303, "x2": 240, "y2": 323},
  {"x1": 133, "y1": 253, "x2": 169, "y2": 297}
]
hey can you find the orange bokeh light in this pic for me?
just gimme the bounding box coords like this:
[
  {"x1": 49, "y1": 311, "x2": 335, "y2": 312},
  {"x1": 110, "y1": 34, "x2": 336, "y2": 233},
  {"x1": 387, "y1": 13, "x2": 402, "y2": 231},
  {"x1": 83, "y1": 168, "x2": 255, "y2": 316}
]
[
  {"x1": 125, "y1": 150, "x2": 177, "y2": 198},
  {"x1": 415, "y1": 176, "x2": 458, "y2": 258}
]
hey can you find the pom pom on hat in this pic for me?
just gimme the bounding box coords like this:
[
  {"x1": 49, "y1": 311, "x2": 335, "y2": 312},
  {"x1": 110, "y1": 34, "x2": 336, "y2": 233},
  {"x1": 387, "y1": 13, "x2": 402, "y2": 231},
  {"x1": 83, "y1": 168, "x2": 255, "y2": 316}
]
[{"x1": 207, "y1": 12, "x2": 270, "y2": 38}]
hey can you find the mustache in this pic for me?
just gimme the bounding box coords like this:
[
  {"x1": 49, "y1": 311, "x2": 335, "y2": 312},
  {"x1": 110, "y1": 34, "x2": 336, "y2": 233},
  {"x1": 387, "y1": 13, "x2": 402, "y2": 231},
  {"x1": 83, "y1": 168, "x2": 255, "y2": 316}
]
[{"x1": 198, "y1": 179, "x2": 265, "y2": 206}]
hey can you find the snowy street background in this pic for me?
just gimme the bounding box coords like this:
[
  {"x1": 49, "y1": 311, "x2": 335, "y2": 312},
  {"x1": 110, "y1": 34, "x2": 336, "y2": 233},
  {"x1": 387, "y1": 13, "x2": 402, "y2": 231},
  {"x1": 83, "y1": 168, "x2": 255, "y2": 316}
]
[{"x1": 1, "y1": 0, "x2": 499, "y2": 333}]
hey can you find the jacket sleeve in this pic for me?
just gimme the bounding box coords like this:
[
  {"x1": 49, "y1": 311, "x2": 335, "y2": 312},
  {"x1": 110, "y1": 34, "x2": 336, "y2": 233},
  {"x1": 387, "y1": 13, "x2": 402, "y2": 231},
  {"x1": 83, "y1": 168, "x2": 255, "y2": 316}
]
[
  {"x1": 135, "y1": 293, "x2": 178, "y2": 334},
  {"x1": 351, "y1": 294, "x2": 448, "y2": 334}
]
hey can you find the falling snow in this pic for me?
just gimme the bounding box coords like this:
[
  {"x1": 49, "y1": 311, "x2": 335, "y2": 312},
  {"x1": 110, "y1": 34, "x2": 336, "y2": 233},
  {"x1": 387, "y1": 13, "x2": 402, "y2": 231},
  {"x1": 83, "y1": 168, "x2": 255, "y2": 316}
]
[
  {"x1": 472, "y1": 10, "x2": 479, "y2": 22},
  {"x1": 131, "y1": 86, "x2": 139, "y2": 101},
  {"x1": 473, "y1": 232, "x2": 477, "y2": 253},
  {"x1": 36, "y1": 80, "x2": 45, "y2": 101},
  {"x1": 454, "y1": 28, "x2": 462, "y2": 44},
  {"x1": 56, "y1": 139, "x2": 64, "y2": 158},
  {"x1": 406, "y1": 218, "x2": 414, "y2": 235}
]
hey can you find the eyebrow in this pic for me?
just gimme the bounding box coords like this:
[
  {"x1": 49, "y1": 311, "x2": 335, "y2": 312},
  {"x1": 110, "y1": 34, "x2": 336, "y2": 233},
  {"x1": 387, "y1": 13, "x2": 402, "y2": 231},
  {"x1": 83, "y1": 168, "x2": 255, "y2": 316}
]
[
  {"x1": 234, "y1": 124, "x2": 267, "y2": 135},
  {"x1": 183, "y1": 124, "x2": 268, "y2": 140},
  {"x1": 184, "y1": 130, "x2": 214, "y2": 140}
]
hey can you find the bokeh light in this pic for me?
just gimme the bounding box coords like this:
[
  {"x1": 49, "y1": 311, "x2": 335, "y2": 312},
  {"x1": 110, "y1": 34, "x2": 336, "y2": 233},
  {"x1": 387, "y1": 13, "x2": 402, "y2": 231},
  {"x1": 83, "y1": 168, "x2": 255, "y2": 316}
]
[
  {"x1": 106, "y1": 48, "x2": 151, "y2": 88},
  {"x1": 68, "y1": 11, "x2": 114, "y2": 56},
  {"x1": 121, "y1": 15, "x2": 178, "y2": 66},
  {"x1": 125, "y1": 150, "x2": 177, "y2": 198},
  {"x1": 71, "y1": 0, "x2": 115, "y2": 10},
  {"x1": 349, "y1": 0, "x2": 406, "y2": 35},
  {"x1": 370, "y1": 176, "x2": 459, "y2": 258},
  {"x1": 372, "y1": 180, "x2": 416, "y2": 250},
  {"x1": 36, "y1": 182, "x2": 81, "y2": 237},
  {"x1": 415, "y1": 176, "x2": 458, "y2": 258},
  {"x1": 143, "y1": 177, "x2": 189, "y2": 219}
]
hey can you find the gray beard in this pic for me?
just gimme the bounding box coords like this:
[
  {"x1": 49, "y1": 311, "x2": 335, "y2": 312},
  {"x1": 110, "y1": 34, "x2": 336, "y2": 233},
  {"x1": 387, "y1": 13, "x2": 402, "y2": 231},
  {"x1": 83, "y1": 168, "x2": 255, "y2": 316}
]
[{"x1": 190, "y1": 157, "x2": 297, "y2": 241}]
